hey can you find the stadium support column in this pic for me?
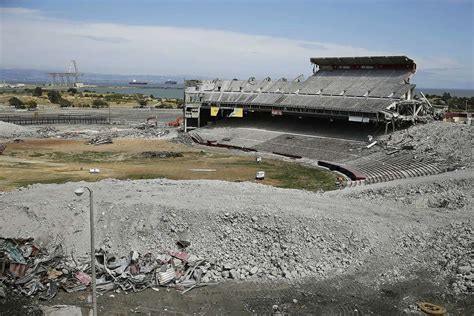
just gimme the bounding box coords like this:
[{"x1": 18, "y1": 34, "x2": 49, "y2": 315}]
[{"x1": 198, "y1": 105, "x2": 201, "y2": 128}]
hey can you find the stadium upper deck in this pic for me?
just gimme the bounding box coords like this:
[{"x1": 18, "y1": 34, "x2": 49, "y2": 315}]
[{"x1": 184, "y1": 56, "x2": 427, "y2": 131}]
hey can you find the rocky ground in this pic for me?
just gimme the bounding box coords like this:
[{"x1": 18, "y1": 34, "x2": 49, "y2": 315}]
[{"x1": 0, "y1": 171, "x2": 472, "y2": 299}]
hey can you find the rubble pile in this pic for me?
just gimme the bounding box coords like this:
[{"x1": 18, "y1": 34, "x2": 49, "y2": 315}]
[
  {"x1": 0, "y1": 172, "x2": 472, "y2": 300},
  {"x1": 427, "y1": 222, "x2": 473, "y2": 294},
  {"x1": 88, "y1": 135, "x2": 113, "y2": 145},
  {"x1": 0, "y1": 237, "x2": 215, "y2": 300},
  {"x1": 0, "y1": 121, "x2": 31, "y2": 138},
  {"x1": 126, "y1": 125, "x2": 170, "y2": 138},
  {"x1": 172, "y1": 132, "x2": 194, "y2": 146},
  {"x1": 100, "y1": 207, "x2": 372, "y2": 283},
  {"x1": 35, "y1": 126, "x2": 172, "y2": 140},
  {"x1": 191, "y1": 211, "x2": 370, "y2": 281},
  {"x1": 347, "y1": 177, "x2": 472, "y2": 210},
  {"x1": 36, "y1": 126, "x2": 59, "y2": 138},
  {"x1": 379, "y1": 121, "x2": 472, "y2": 169}
]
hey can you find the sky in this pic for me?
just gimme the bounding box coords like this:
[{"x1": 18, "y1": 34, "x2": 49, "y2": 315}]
[{"x1": 0, "y1": 0, "x2": 473, "y2": 89}]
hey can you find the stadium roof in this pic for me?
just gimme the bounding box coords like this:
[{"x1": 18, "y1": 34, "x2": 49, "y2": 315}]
[{"x1": 310, "y1": 56, "x2": 415, "y2": 67}]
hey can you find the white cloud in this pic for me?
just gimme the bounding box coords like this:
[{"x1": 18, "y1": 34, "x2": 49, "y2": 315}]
[
  {"x1": 0, "y1": 7, "x2": 472, "y2": 88},
  {"x1": 0, "y1": 7, "x2": 39, "y2": 16}
]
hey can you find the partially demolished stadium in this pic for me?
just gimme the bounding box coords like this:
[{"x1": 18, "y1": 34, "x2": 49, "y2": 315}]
[{"x1": 184, "y1": 56, "x2": 431, "y2": 132}]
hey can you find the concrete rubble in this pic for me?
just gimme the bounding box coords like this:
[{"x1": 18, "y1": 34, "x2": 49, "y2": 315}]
[
  {"x1": 378, "y1": 121, "x2": 472, "y2": 170},
  {"x1": 347, "y1": 177, "x2": 471, "y2": 210}
]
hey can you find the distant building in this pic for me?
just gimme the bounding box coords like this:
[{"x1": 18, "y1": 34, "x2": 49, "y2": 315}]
[{"x1": 444, "y1": 112, "x2": 472, "y2": 124}]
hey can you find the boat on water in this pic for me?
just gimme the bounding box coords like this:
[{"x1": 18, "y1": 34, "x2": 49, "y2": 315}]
[
  {"x1": 165, "y1": 80, "x2": 178, "y2": 84},
  {"x1": 129, "y1": 79, "x2": 148, "y2": 85}
]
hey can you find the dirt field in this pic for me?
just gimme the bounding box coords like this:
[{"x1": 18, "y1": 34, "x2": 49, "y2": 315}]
[{"x1": 0, "y1": 138, "x2": 336, "y2": 191}]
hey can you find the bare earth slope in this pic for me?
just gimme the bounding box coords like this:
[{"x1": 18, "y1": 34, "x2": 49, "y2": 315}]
[{"x1": 0, "y1": 170, "x2": 472, "y2": 297}]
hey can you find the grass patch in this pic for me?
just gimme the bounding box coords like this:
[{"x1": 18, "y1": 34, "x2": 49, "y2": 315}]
[
  {"x1": 266, "y1": 163, "x2": 336, "y2": 191},
  {"x1": 12, "y1": 176, "x2": 75, "y2": 188},
  {"x1": 48, "y1": 151, "x2": 119, "y2": 163},
  {"x1": 29, "y1": 152, "x2": 45, "y2": 158},
  {"x1": 218, "y1": 160, "x2": 336, "y2": 191}
]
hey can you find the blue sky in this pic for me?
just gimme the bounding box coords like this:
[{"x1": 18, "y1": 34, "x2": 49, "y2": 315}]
[{"x1": 1, "y1": 0, "x2": 473, "y2": 88}]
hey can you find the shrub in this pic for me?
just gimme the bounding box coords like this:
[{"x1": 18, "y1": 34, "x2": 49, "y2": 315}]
[
  {"x1": 92, "y1": 99, "x2": 109, "y2": 108},
  {"x1": 138, "y1": 99, "x2": 147, "y2": 107},
  {"x1": 25, "y1": 100, "x2": 37, "y2": 109},
  {"x1": 67, "y1": 88, "x2": 77, "y2": 94},
  {"x1": 59, "y1": 98, "x2": 72, "y2": 107},
  {"x1": 47, "y1": 90, "x2": 61, "y2": 104},
  {"x1": 8, "y1": 97, "x2": 24, "y2": 108},
  {"x1": 32, "y1": 87, "x2": 43, "y2": 96}
]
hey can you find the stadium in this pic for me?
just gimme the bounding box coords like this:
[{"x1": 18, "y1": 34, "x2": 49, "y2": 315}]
[{"x1": 184, "y1": 56, "x2": 442, "y2": 184}]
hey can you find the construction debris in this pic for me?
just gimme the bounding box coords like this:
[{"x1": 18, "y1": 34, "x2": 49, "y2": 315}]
[
  {"x1": 0, "y1": 237, "x2": 215, "y2": 300},
  {"x1": 172, "y1": 131, "x2": 194, "y2": 145},
  {"x1": 88, "y1": 135, "x2": 113, "y2": 145}
]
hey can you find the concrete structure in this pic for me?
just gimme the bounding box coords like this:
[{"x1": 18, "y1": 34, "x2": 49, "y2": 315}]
[{"x1": 184, "y1": 56, "x2": 430, "y2": 132}]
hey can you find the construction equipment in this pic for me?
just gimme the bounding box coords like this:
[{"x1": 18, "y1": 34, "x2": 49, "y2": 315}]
[{"x1": 168, "y1": 117, "x2": 184, "y2": 127}]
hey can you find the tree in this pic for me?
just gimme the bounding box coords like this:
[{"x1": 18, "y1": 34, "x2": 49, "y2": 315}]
[
  {"x1": 92, "y1": 99, "x2": 109, "y2": 108},
  {"x1": 442, "y1": 92, "x2": 452, "y2": 102},
  {"x1": 47, "y1": 90, "x2": 61, "y2": 104},
  {"x1": 67, "y1": 88, "x2": 77, "y2": 94},
  {"x1": 32, "y1": 87, "x2": 43, "y2": 96},
  {"x1": 8, "y1": 97, "x2": 24, "y2": 108},
  {"x1": 59, "y1": 98, "x2": 72, "y2": 107}
]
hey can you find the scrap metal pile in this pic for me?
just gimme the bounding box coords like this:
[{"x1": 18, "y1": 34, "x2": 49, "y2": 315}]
[{"x1": 0, "y1": 237, "x2": 214, "y2": 301}]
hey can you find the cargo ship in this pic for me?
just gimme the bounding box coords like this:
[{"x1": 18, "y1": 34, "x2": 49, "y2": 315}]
[
  {"x1": 165, "y1": 80, "x2": 178, "y2": 84},
  {"x1": 129, "y1": 79, "x2": 148, "y2": 85}
]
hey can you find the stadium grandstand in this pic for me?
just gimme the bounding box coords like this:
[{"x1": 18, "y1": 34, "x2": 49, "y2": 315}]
[{"x1": 184, "y1": 56, "x2": 430, "y2": 132}]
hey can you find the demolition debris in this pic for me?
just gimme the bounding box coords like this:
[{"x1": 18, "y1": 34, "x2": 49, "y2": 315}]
[{"x1": 0, "y1": 237, "x2": 216, "y2": 300}]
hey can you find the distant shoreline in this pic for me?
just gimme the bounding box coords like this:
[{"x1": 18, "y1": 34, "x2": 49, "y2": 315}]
[
  {"x1": 1, "y1": 82, "x2": 473, "y2": 97},
  {"x1": 417, "y1": 88, "x2": 474, "y2": 97}
]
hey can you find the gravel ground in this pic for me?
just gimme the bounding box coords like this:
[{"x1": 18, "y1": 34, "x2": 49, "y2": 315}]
[{"x1": 0, "y1": 170, "x2": 472, "y2": 295}]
